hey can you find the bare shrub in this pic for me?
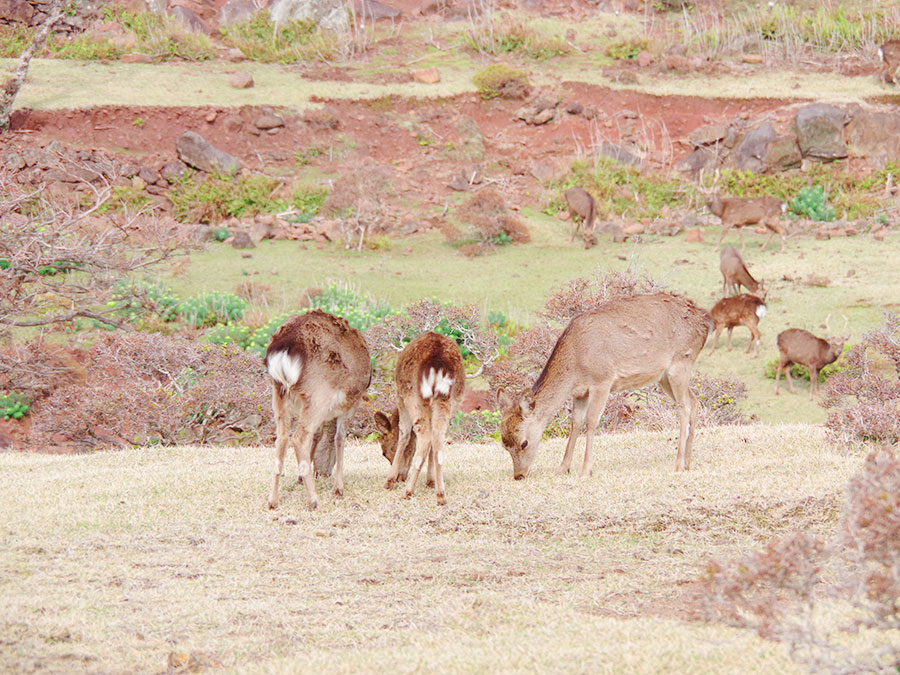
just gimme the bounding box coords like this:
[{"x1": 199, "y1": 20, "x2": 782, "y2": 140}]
[
  {"x1": 31, "y1": 333, "x2": 272, "y2": 448},
  {"x1": 822, "y1": 313, "x2": 900, "y2": 444},
  {"x1": 323, "y1": 163, "x2": 393, "y2": 251},
  {"x1": 456, "y1": 189, "x2": 530, "y2": 246},
  {"x1": 0, "y1": 337, "x2": 85, "y2": 399},
  {"x1": 697, "y1": 447, "x2": 900, "y2": 673}
]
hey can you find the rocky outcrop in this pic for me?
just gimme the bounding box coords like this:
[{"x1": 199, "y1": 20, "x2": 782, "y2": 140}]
[
  {"x1": 268, "y1": 0, "x2": 348, "y2": 32},
  {"x1": 175, "y1": 131, "x2": 241, "y2": 175},
  {"x1": 794, "y1": 104, "x2": 848, "y2": 160}
]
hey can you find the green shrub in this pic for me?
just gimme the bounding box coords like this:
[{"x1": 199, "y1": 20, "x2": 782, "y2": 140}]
[
  {"x1": 0, "y1": 23, "x2": 32, "y2": 57},
  {"x1": 109, "y1": 279, "x2": 180, "y2": 324},
  {"x1": 177, "y1": 292, "x2": 246, "y2": 327},
  {"x1": 789, "y1": 185, "x2": 835, "y2": 222},
  {"x1": 450, "y1": 410, "x2": 501, "y2": 442},
  {"x1": 206, "y1": 323, "x2": 253, "y2": 350},
  {"x1": 169, "y1": 174, "x2": 287, "y2": 224},
  {"x1": 308, "y1": 282, "x2": 393, "y2": 331},
  {"x1": 1, "y1": 392, "x2": 30, "y2": 420},
  {"x1": 605, "y1": 38, "x2": 647, "y2": 60},
  {"x1": 48, "y1": 34, "x2": 123, "y2": 60},
  {"x1": 291, "y1": 187, "x2": 329, "y2": 223},
  {"x1": 221, "y1": 11, "x2": 333, "y2": 63},
  {"x1": 472, "y1": 65, "x2": 531, "y2": 100}
]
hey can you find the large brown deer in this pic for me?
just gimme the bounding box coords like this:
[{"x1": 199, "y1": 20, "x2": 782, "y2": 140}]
[
  {"x1": 496, "y1": 293, "x2": 712, "y2": 480},
  {"x1": 384, "y1": 332, "x2": 465, "y2": 505},
  {"x1": 774, "y1": 326, "x2": 847, "y2": 400},
  {"x1": 565, "y1": 187, "x2": 597, "y2": 248},
  {"x1": 719, "y1": 245, "x2": 764, "y2": 297},
  {"x1": 879, "y1": 40, "x2": 900, "y2": 85},
  {"x1": 264, "y1": 310, "x2": 372, "y2": 510},
  {"x1": 709, "y1": 293, "x2": 767, "y2": 358},
  {"x1": 707, "y1": 194, "x2": 787, "y2": 252}
]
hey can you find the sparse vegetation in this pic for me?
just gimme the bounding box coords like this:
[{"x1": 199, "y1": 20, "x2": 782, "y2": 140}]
[
  {"x1": 220, "y1": 11, "x2": 333, "y2": 63},
  {"x1": 472, "y1": 64, "x2": 531, "y2": 100}
]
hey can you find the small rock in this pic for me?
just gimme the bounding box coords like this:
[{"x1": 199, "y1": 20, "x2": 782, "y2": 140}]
[
  {"x1": 622, "y1": 222, "x2": 645, "y2": 235},
  {"x1": 411, "y1": 67, "x2": 440, "y2": 84},
  {"x1": 224, "y1": 47, "x2": 245, "y2": 62},
  {"x1": 3, "y1": 152, "x2": 26, "y2": 172},
  {"x1": 206, "y1": 111, "x2": 217, "y2": 123},
  {"x1": 684, "y1": 227, "x2": 705, "y2": 243},
  {"x1": 530, "y1": 108, "x2": 555, "y2": 125},
  {"x1": 636, "y1": 50, "x2": 653, "y2": 68},
  {"x1": 254, "y1": 113, "x2": 284, "y2": 130},
  {"x1": 131, "y1": 176, "x2": 147, "y2": 191},
  {"x1": 565, "y1": 102, "x2": 583, "y2": 115},
  {"x1": 229, "y1": 72, "x2": 254, "y2": 89},
  {"x1": 231, "y1": 231, "x2": 255, "y2": 249},
  {"x1": 175, "y1": 131, "x2": 241, "y2": 175},
  {"x1": 160, "y1": 160, "x2": 188, "y2": 183},
  {"x1": 137, "y1": 167, "x2": 160, "y2": 185},
  {"x1": 742, "y1": 53, "x2": 763, "y2": 64}
]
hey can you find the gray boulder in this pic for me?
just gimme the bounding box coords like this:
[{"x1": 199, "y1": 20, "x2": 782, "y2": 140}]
[
  {"x1": 735, "y1": 123, "x2": 777, "y2": 172},
  {"x1": 794, "y1": 104, "x2": 848, "y2": 159},
  {"x1": 845, "y1": 108, "x2": 900, "y2": 160},
  {"x1": 268, "y1": 0, "x2": 349, "y2": 32},
  {"x1": 175, "y1": 132, "x2": 241, "y2": 175}
]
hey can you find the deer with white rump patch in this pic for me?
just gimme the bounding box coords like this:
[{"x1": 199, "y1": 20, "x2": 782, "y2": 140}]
[
  {"x1": 384, "y1": 331, "x2": 465, "y2": 505},
  {"x1": 264, "y1": 310, "x2": 372, "y2": 510},
  {"x1": 496, "y1": 293, "x2": 712, "y2": 480},
  {"x1": 774, "y1": 321, "x2": 847, "y2": 400},
  {"x1": 719, "y1": 245, "x2": 764, "y2": 297},
  {"x1": 709, "y1": 293, "x2": 767, "y2": 358}
]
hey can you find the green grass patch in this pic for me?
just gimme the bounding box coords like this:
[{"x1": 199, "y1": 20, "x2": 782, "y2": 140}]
[{"x1": 220, "y1": 11, "x2": 334, "y2": 63}]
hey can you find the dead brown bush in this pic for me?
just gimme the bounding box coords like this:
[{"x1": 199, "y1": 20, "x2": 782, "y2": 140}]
[
  {"x1": 456, "y1": 189, "x2": 530, "y2": 246},
  {"x1": 697, "y1": 447, "x2": 900, "y2": 673},
  {"x1": 31, "y1": 332, "x2": 272, "y2": 448}
]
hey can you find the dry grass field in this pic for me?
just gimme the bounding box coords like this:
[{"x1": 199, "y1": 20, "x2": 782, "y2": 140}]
[{"x1": 0, "y1": 424, "x2": 877, "y2": 673}]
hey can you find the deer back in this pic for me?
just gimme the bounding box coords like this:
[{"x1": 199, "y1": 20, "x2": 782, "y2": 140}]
[
  {"x1": 718, "y1": 196, "x2": 783, "y2": 226},
  {"x1": 396, "y1": 332, "x2": 466, "y2": 405},
  {"x1": 264, "y1": 309, "x2": 371, "y2": 406},
  {"x1": 533, "y1": 293, "x2": 712, "y2": 397},
  {"x1": 711, "y1": 294, "x2": 766, "y2": 328},
  {"x1": 565, "y1": 187, "x2": 595, "y2": 228},
  {"x1": 776, "y1": 328, "x2": 843, "y2": 369}
]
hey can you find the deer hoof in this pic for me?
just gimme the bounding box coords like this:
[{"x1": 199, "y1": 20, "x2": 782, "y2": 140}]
[
  {"x1": 308, "y1": 499, "x2": 319, "y2": 511},
  {"x1": 267, "y1": 500, "x2": 278, "y2": 510},
  {"x1": 425, "y1": 479, "x2": 435, "y2": 488},
  {"x1": 402, "y1": 490, "x2": 413, "y2": 500},
  {"x1": 384, "y1": 478, "x2": 396, "y2": 490},
  {"x1": 333, "y1": 487, "x2": 344, "y2": 498},
  {"x1": 436, "y1": 493, "x2": 446, "y2": 506}
]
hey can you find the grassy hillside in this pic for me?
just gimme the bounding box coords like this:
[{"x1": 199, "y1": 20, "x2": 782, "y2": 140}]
[{"x1": 0, "y1": 425, "x2": 878, "y2": 673}]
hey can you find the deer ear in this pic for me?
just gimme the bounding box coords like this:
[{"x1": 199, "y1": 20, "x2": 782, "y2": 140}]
[
  {"x1": 520, "y1": 390, "x2": 536, "y2": 414},
  {"x1": 496, "y1": 387, "x2": 512, "y2": 410},
  {"x1": 373, "y1": 411, "x2": 391, "y2": 435}
]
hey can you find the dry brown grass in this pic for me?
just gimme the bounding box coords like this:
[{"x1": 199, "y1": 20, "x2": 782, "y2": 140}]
[{"x1": 0, "y1": 425, "x2": 876, "y2": 673}]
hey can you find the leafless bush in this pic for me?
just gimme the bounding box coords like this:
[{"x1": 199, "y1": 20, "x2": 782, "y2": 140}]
[
  {"x1": 324, "y1": 164, "x2": 393, "y2": 251},
  {"x1": 31, "y1": 333, "x2": 272, "y2": 448},
  {"x1": 632, "y1": 373, "x2": 750, "y2": 429},
  {"x1": 456, "y1": 189, "x2": 530, "y2": 248},
  {"x1": 0, "y1": 337, "x2": 84, "y2": 399},
  {"x1": 822, "y1": 314, "x2": 900, "y2": 445},
  {"x1": 697, "y1": 447, "x2": 900, "y2": 673}
]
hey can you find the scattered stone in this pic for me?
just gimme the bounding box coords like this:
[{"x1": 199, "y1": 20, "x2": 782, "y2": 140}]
[
  {"x1": 160, "y1": 160, "x2": 189, "y2": 183},
  {"x1": 741, "y1": 53, "x2": 763, "y2": 64},
  {"x1": 131, "y1": 176, "x2": 147, "y2": 191},
  {"x1": 121, "y1": 52, "x2": 153, "y2": 64},
  {"x1": 529, "y1": 161, "x2": 556, "y2": 182},
  {"x1": 622, "y1": 222, "x2": 645, "y2": 235},
  {"x1": 175, "y1": 131, "x2": 241, "y2": 175},
  {"x1": 636, "y1": 50, "x2": 653, "y2": 68},
  {"x1": 138, "y1": 167, "x2": 160, "y2": 185},
  {"x1": 230, "y1": 72, "x2": 254, "y2": 89},
  {"x1": 448, "y1": 174, "x2": 470, "y2": 191},
  {"x1": 224, "y1": 47, "x2": 245, "y2": 62},
  {"x1": 663, "y1": 54, "x2": 690, "y2": 71},
  {"x1": 254, "y1": 113, "x2": 284, "y2": 130},
  {"x1": 206, "y1": 111, "x2": 218, "y2": 123},
  {"x1": 596, "y1": 141, "x2": 642, "y2": 168},
  {"x1": 689, "y1": 124, "x2": 727, "y2": 148},
  {"x1": 3, "y1": 152, "x2": 26, "y2": 172},
  {"x1": 411, "y1": 67, "x2": 440, "y2": 84},
  {"x1": 565, "y1": 102, "x2": 583, "y2": 115},
  {"x1": 684, "y1": 227, "x2": 705, "y2": 243}
]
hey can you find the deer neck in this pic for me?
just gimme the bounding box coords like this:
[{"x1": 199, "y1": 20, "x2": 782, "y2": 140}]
[{"x1": 530, "y1": 362, "x2": 575, "y2": 425}]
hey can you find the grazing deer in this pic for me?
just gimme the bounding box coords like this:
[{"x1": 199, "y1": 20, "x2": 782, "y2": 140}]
[
  {"x1": 709, "y1": 294, "x2": 767, "y2": 358},
  {"x1": 264, "y1": 310, "x2": 372, "y2": 510},
  {"x1": 707, "y1": 194, "x2": 787, "y2": 252},
  {"x1": 373, "y1": 409, "x2": 427, "y2": 485},
  {"x1": 719, "y1": 245, "x2": 764, "y2": 297},
  {"x1": 384, "y1": 332, "x2": 465, "y2": 505},
  {"x1": 565, "y1": 187, "x2": 597, "y2": 248},
  {"x1": 879, "y1": 40, "x2": 900, "y2": 85},
  {"x1": 496, "y1": 293, "x2": 712, "y2": 480},
  {"x1": 774, "y1": 327, "x2": 847, "y2": 400}
]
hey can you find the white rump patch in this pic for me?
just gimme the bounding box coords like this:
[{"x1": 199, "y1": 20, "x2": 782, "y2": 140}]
[
  {"x1": 756, "y1": 304, "x2": 767, "y2": 319},
  {"x1": 268, "y1": 350, "x2": 302, "y2": 388},
  {"x1": 420, "y1": 368, "x2": 454, "y2": 399},
  {"x1": 879, "y1": 46, "x2": 884, "y2": 61}
]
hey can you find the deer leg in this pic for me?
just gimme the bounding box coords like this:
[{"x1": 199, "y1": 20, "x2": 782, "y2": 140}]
[
  {"x1": 404, "y1": 417, "x2": 432, "y2": 500},
  {"x1": 725, "y1": 326, "x2": 735, "y2": 351},
  {"x1": 558, "y1": 395, "x2": 588, "y2": 474},
  {"x1": 428, "y1": 404, "x2": 452, "y2": 505},
  {"x1": 331, "y1": 414, "x2": 348, "y2": 498},
  {"x1": 580, "y1": 384, "x2": 612, "y2": 478},
  {"x1": 809, "y1": 368, "x2": 819, "y2": 400},
  {"x1": 784, "y1": 362, "x2": 797, "y2": 394},
  {"x1": 290, "y1": 423, "x2": 319, "y2": 510},
  {"x1": 268, "y1": 389, "x2": 291, "y2": 510},
  {"x1": 425, "y1": 451, "x2": 435, "y2": 489},
  {"x1": 660, "y1": 366, "x2": 696, "y2": 471},
  {"x1": 710, "y1": 325, "x2": 723, "y2": 351},
  {"x1": 738, "y1": 227, "x2": 746, "y2": 253},
  {"x1": 715, "y1": 226, "x2": 729, "y2": 252},
  {"x1": 747, "y1": 323, "x2": 761, "y2": 357},
  {"x1": 385, "y1": 404, "x2": 413, "y2": 489}
]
